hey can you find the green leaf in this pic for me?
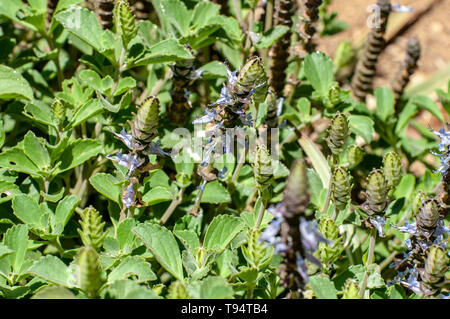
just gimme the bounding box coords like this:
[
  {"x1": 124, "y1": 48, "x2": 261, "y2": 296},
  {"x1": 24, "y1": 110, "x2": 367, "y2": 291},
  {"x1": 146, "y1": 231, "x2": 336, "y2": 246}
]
[
  {"x1": 55, "y1": 7, "x2": 104, "y2": 53},
  {"x1": 190, "y1": 1, "x2": 220, "y2": 30},
  {"x1": 0, "y1": 146, "x2": 39, "y2": 176},
  {"x1": 23, "y1": 102, "x2": 56, "y2": 128},
  {"x1": 409, "y1": 95, "x2": 444, "y2": 123},
  {"x1": 12, "y1": 195, "x2": 42, "y2": 228},
  {"x1": 141, "y1": 186, "x2": 173, "y2": 205},
  {"x1": 374, "y1": 87, "x2": 395, "y2": 123},
  {"x1": 23, "y1": 131, "x2": 50, "y2": 171},
  {"x1": 348, "y1": 115, "x2": 374, "y2": 143},
  {"x1": 132, "y1": 223, "x2": 184, "y2": 281},
  {"x1": 254, "y1": 25, "x2": 289, "y2": 49},
  {"x1": 303, "y1": 52, "x2": 334, "y2": 97},
  {"x1": 160, "y1": 0, "x2": 191, "y2": 36},
  {"x1": 104, "y1": 279, "x2": 159, "y2": 299},
  {"x1": 0, "y1": 244, "x2": 13, "y2": 260},
  {"x1": 174, "y1": 230, "x2": 200, "y2": 256},
  {"x1": 53, "y1": 195, "x2": 81, "y2": 235},
  {"x1": 298, "y1": 135, "x2": 330, "y2": 188},
  {"x1": 116, "y1": 219, "x2": 137, "y2": 251},
  {"x1": 187, "y1": 276, "x2": 233, "y2": 299},
  {"x1": 89, "y1": 173, "x2": 122, "y2": 204},
  {"x1": 0, "y1": 65, "x2": 33, "y2": 101},
  {"x1": 130, "y1": 39, "x2": 194, "y2": 67},
  {"x1": 113, "y1": 77, "x2": 136, "y2": 97},
  {"x1": 393, "y1": 174, "x2": 415, "y2": 199},
  {"x1": 108, "y1": 256, "x2": 156, "y2": 284},
  {"x1": 395, "y1": 101, "x2": 418, "y2": 135},
  {"x1": 203, "y1": 215, "x2": 244, "y2": 251},
  {"x1": 28, "y1": 255, "x2": 75, "y2": 287},
  {"x1": 56, "y1": 139, "x2": 102, "y2": 174},
  {"x1": 309, "y1": 275, "x2": 338, "y2": 299},
  {"x1": 4, "y1": 224, "x2": 28, "y2": 275},
  {"x1": 66, "y1": 99, "x2": 103, "y2": 130},
  {"x1": 200, "y1": 180, "x2": 231, "y2": 204},
  {"x1": 31, "y1": 285, "x2": 77, "y2": 299}
]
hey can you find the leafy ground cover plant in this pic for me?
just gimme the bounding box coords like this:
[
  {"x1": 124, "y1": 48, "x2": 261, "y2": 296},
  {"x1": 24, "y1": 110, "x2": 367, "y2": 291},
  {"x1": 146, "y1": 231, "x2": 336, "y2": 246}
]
[{"x1": 0, "y1": 0, "x2": 448, "y2": 299}]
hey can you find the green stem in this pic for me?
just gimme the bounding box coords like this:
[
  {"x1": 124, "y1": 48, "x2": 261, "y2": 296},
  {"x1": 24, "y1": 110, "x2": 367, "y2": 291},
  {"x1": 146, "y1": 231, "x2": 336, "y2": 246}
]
[
  {"x1": 358, "y1": 228, "x2": 377, "y2": 299},
  {"x1": 379, "y1": 251, "x2": 398, "y2": 271},
  {"x1": 255, "y1": 195, "x2": 266, "y2": 229}
]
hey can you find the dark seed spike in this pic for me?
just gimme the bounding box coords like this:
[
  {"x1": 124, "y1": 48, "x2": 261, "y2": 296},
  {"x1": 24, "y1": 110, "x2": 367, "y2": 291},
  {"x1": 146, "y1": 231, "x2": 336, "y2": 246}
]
[
  {"x1": 268, "y1": 0, "x2": 296, "y2": 97},
  {"x1": 94, "y1": 0, "x2": 115, "y2": 30},
  {"x1": 351, "y1": 0, "x2": 392, "y2": 101},
  {"x1": 47, "y1": 0, "x2": 58, "y2": 26},
  {"x1": 301, "y1": 0, "x2": 323, "y2": 53},
  {"x1": 169, "y1": 45, "x2": 195, "y2": 124},
  {"x1": 391, "y1": 37, "x2": 421, "y2": 107},
  {"x1": 279, "y1": 159, "x2": 310, "y2": 292},
  {"x1": 129, "y1": 0, "x2": 152, "y2": 21}
]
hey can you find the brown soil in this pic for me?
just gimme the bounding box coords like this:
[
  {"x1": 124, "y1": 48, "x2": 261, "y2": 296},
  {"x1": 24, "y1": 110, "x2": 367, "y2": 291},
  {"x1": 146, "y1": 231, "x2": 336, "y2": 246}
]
[{"x1": 316, "y1": 0, "x2": 450, "y2": 127}]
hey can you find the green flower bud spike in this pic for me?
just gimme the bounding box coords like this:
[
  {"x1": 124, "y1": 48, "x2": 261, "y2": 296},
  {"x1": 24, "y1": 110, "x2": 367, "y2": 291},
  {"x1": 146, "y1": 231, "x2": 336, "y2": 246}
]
[
  {"x1": 51, "y1": 98, "x2": 65, "y2": 124},
  {"x1": 411, "y1": 191, "x2": 426, "y2": 216},
  {"x1": 383, "y1": 151, "x2": 402, "y2": 191},
  {"x1": 421, "y1": 245, "x2": 448, "y2": 286},
  {"x1": 78, "y1": 246, "x2": 104, "y2": 298},
  {"x1": 330, "y1": 166, "x2": 353, "y2": 211},
  {"x1": 326, "y1": 112, "x2": 349, "y2": 157},
  {"x1": 317, "y1": 217, "x2": 343, "y2": 271},
  {"x1": 342, "y1": 279, "x2": 359, "y2": 299},
  {"x1": 327, "y1": 86, "x2": 340, "y2": 108},
  {"x1": 362, "y1": 169, "x2": 388, "y2": 216},
  {"x1": 347, "y1": 145, "x2": 364, "y2": 169},
  {"x1": 77, "y1": 207, "x2": 107, "y2": 251},
  {"x1": 131, "y1": 96, "x2": 160, "y2": 145},
  {"x1": 113, "y1": 1, "x2": 138, "y2": 48},
  {"x1": 253, "y1": 144, "x2": 273, "y2": 194}
]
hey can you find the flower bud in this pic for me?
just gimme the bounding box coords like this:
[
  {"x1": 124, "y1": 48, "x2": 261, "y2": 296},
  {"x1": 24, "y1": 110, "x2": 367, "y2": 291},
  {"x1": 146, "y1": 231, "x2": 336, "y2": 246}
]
[
  {"x1": 421, "y1": 245, "x2": 448, "y2": 285},
  {"x1": 326, "y1": 113, "x2": 349, "y2": 155},
  {"x1": 113, "y1": 1, "x2": 138, "y2": 48},
  {"x1": 131, "y1": 96, "x2": 160, "y2": 144},
  {"x1": 347, "y1": 145, "x2": 364, "y2": 168},
  {"x1": 77, "y1": 207, "x2": 107, "y2": 251},
  {"x1": 342, "y1": 279, "x2": 359, "y2": 299},
  {"x1": 282, "y1": 159, "x2": 309, "y2": 217},
  {"x1": 253, "y1": 144, "x2": 273, "y2": 192},
  {"x1": 416, "y1": 198, "x2": 441, "y2": 236},
  {"x1": 167, "y1": 281, "x2": 189, "y2": 299},
  {"x1": 51, "y1": 98, "x2": 65, "y2": 124},
  {"x1": 383, "y1": 151, "x2": 402, "y2": 190},
  {"x1": 78, "y1": 246, "x2": 103, "y2": 298},
  {"x1": 328, "y1": 86, "x2": 340, "y2": 107},
  {"x1": 264, "y1": 91, "x2": 278, "y2": 128},
  {"x1": 331, "y1": 166, "x2": 353, "y2": 210},
  {"x1": 235, "y1": 56, "x2": 268, "y2": 104},
  {"x1": 362, "y1": 169, "x2": 388, "y2": 216},
  {"x1": 411, "y1": 191, "x2": 425, "y2": 216}
]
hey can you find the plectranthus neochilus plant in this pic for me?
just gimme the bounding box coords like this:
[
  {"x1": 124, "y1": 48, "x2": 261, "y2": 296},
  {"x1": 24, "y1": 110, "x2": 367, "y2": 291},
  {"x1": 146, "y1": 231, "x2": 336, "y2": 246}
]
[{"x1": 0, "y1": 0, "x2": 448, "y2": 301}]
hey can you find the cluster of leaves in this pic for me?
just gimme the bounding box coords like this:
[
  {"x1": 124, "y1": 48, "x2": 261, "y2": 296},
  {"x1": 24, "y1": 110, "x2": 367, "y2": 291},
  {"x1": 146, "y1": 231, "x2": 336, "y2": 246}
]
[{"x1": 0, "y1": 0, "x2": 448, "y2": 299}]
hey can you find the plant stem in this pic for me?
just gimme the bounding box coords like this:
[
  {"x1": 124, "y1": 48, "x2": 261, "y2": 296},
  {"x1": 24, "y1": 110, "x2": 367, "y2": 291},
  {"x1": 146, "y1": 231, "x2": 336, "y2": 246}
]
[
  {"x1": 379, "y1": 251, "x2": 398, "y2": 271},
  {"x1": 358, "y1": 228, "x2": 377, "y2": 299},
  {"x1": 255, "y1": 196, "x2": 266, "y2": 229},
  {"x1": 160, "y1": 188, "x2": 185, "y2": 225}
]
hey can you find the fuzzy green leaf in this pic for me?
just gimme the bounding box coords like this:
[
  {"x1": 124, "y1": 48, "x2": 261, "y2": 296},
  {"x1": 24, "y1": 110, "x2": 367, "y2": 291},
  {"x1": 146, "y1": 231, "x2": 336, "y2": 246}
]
[
  {"x1": 309, "y1": 275, "x2": 338, "y2": 299},
  {"x1": 56, "y1": 139, "x2": 102, "y2": 174},
  {"x1": 132, "y1": 223, "x2": 184, "y2": 281},
  {"x1": 200, "y1": 180, "x2": 231, "y2": 204},
  {"x1": 304, "y1": 52, "x2": 334, "y2": 97},
  {"x1": 28, "y1": 255, "x2": 75, "y2": 287},
  {"x1": 203, "y1": 215, "x2": 244, "y2": 251},
  {"x1": 108, "y1": 256, "x2": 156, "y2": 284},
  {"x1": 0, "y1": 65, "x2": 33, "y2": 101},
  {"x1": 89, "y1": 173, "x2": 122, "y2": 204}
]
